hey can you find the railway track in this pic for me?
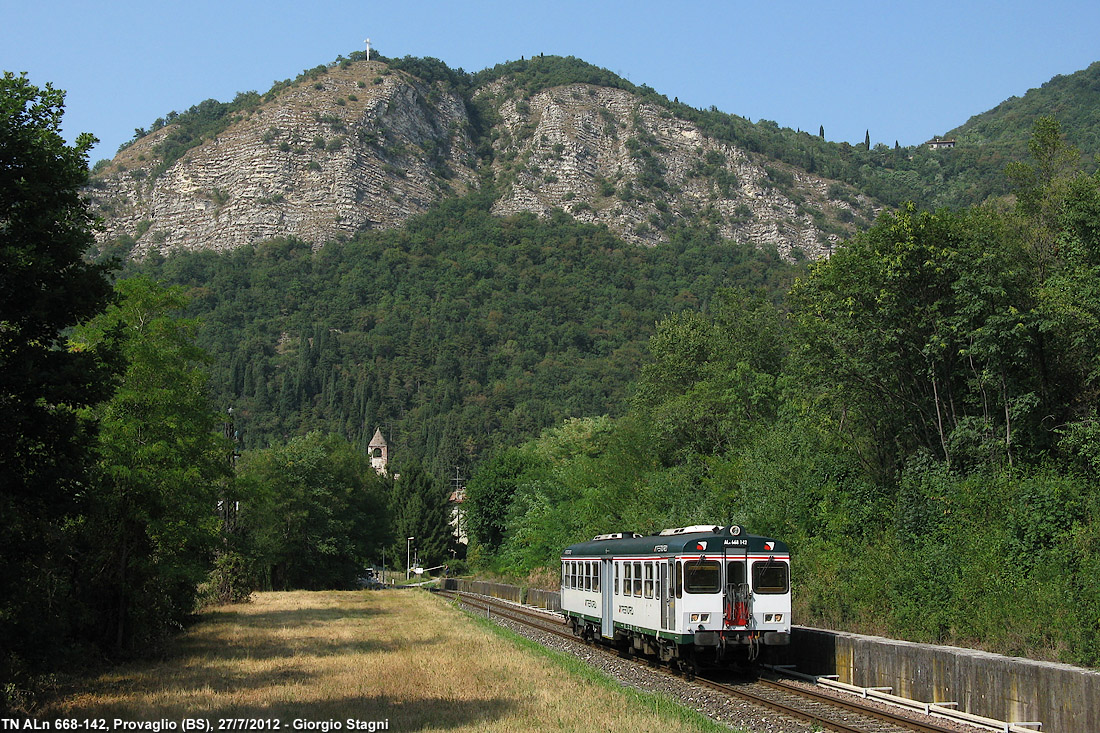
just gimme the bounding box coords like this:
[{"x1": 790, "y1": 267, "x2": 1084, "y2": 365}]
[{"x1": 435, "y1": 588, "x2": 967, "y2": 733}]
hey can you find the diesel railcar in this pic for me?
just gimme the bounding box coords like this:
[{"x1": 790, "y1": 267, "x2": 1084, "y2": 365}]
[{"x1": 560, "y1": 525, "x2": 790, "y2": 676}]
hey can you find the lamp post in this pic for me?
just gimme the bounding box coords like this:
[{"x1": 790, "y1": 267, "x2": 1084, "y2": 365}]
[{"x1": 406, "y1": 536, "x2": 414, "y2": 580}]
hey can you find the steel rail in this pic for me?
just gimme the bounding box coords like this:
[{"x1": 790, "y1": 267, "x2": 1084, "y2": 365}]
[{"x1": 433, "y1": 588, "x2": 961, "y2": 733}]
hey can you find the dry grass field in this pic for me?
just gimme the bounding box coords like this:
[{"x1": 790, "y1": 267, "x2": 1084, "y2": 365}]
[{"x1": 42, "y1": 590, "x2": 730, "y2": 732}]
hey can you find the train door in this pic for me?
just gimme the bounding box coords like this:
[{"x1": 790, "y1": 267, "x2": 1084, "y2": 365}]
[
  {"x1": 660, "y1": 559, "x2": 674, "y2": 630},
  {"x1": 725, "y1": 551, "x2": 750, "y2": 627},
  {"x1": 601, "y1": 559, "x2": 614, "y2": 638}
]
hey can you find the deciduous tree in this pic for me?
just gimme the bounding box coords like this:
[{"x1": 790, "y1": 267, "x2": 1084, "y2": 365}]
[
  {"x1": 0, "y1": 72, "x2": 116, "y2": 686},
  {"x1": 69, "y1": 277, "x2": 229, "y2": 653}
]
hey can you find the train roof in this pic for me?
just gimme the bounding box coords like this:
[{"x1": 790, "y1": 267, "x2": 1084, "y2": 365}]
[{"x1": 562, "y1": 525, "x2": 788, "y2": 558}]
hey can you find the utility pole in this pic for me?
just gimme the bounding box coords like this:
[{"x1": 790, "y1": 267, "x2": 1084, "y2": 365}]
[{"x1": 220, "y1": 407, "x2": 240, "y2": 536}]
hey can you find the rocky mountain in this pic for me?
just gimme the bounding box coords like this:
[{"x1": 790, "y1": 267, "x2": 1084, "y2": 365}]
[
  {"x1": 90, "y1": 60, "x2": 479, "y2": 258},
  {"x1": 88, "y1": 55, "x2": 877, "y2": 261},
  {"x1": 481, "y1": 81, "x2": 868, "y2": 256}
]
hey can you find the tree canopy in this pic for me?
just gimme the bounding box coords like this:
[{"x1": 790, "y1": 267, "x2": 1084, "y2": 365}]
[
  {"x1": 1, "y1": 72, "x2": 116, "y2": 689},
  {"x1": 465, "y1": 118, "x2": 1100, "y2": 667}
]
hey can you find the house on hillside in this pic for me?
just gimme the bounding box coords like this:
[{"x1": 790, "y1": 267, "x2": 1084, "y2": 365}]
[{"x1": 925, "y1": 137, "x2": 956, "y2": 150}]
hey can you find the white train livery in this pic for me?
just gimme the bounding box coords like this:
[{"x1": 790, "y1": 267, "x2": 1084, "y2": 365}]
[{"x1": 561, "y1": 525, "x2": 790, "y2": 675}]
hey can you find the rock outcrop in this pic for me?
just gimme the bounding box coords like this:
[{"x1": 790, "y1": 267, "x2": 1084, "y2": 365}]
[
  {"x1": 90, "y1": 61, "x2": 478, "y2": 256},
  {"x1": 482, "y1": 82, "x2": 869, "y2": 259},
  {"x1": 89, "y1": 58, "x2": 874, "y2": 260}
]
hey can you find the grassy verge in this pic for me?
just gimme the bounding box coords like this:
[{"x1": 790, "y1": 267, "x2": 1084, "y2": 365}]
[
  {"x1": 38, "y1": 590, "x2": 735, "y2": 732},
  {"x1": 454, "y1": 596, "x2": 732, "y2": 731}
]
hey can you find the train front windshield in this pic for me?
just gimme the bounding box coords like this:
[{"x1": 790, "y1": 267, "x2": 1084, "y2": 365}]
[
  {"x1": 752, "y1": 561, "x2": 790, "y2": 594},
  {"x1": 683, "y1": 560, "x2": 722, "y2": 593}
]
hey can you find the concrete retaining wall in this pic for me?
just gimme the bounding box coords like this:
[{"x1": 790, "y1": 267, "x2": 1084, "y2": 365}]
[
  {"x1": 442, "y1": 578, "x2": 1099, "y2": 732},
  {"x1": 441, "y1": 578, "x2": 561, "y2": 611},
  {"x1": 781, "y1": 628, "x2": 1100, "y2": 733},
  {"x1": 526, "y1": 588, "x2": 562, "y2": 611}
]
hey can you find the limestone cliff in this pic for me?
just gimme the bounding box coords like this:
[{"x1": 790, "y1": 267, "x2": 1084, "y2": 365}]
[
  {"x1": 481, "y1": 82, "x2": 870, "y2": 259},
  {"x1": 90, "y1": 61, "x2": 478, "y2": 256},
  {"x1": 89, "y1": 57, "x2": 874, "y2": 260}
]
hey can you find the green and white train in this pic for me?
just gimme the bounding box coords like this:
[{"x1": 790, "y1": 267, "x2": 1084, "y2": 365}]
[{"x1": 560, "y1": 525, "x2": 790, "y2": 676}]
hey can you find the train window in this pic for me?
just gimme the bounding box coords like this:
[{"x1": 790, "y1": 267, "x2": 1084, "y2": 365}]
[
  {"x1": 614, "y1": 562, "x2": 619, "y2": 595},
  {"x1": 568, "y1": 562, "x2": 575, "y2": 590},
  {"x1": 752, "y1": 561, "x2": 790, "y2": 594},
  {"x1": 593, "y1": 562, "x2": 600, "y2": 592},
  {"x1": 674, "y1": 561, "x2": 683, "y2": 599},
  {"x1": 683, "y1": 560, "x2": 722, "y2": 593},
  {"x1": 584, "y1": 561, "x2": 592, "y2": 591},
  {"x1": 644, "y1": 562, "x2": 654, "y2": 598},
  {"x1": 623, "y1": 561, "x2": 632, "y2": 595},
  {"x1": 633, "y1": 561, "x2": 643, "y2": 597}
]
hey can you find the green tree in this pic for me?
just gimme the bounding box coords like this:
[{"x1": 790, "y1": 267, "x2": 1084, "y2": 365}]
[
  {"x1": 464, "y1": 446, "x2": 549, "y2": 555},
  {"x1": 1006, "y1": 116, "x2": 1083, "y2": 280},
  {"x1": 0, "y1": 72, "x2": 116, "y2": 689},
  {"x1": 632, "y1": 290, "x2": 785, "y2": 459},
  {"x1": 68, "y1": 277, "x2": 230, "y2": 654},
  {"x1": 790, "y1": 204, "x2": 1038, "y2": 475},
  {"x1": 1005, "y1": 118, "x2": 1100, "y2": 441},
  {"x1": 235, "y1": 432, "x2": 390, "y2": 590},
  {"x1": 390, "y1": 460, "x2": 454, "y2": 571}
]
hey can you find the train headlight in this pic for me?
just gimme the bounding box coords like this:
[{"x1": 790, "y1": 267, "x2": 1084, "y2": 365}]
[
  {"x1": 775, "y1": 614, "x2": 783, "y2": 623},
  {"x1": 765, "y1": 614, "x2": 773, "y2": 622},
  {"x1": 689, "y1": 613, "x2": 711, "y2": 623}
]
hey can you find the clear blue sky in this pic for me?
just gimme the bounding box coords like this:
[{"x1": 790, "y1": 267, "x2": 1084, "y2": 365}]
[{"x1": 3, "y1": 0, "x2": 1098, "y2": 163}]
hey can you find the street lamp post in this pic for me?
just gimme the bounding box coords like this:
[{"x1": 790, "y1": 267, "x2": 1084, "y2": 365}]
[{"x1": 406, "y1": 536, "x2": 414, "y2": 580}]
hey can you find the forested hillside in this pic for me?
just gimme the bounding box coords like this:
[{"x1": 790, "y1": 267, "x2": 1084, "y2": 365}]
[
  {"x1": 123, "y1": 188, "x2": 798, "y2": 479},
  {"x1": 97, "y1": 56, "x2": 1100, "y2": 671},
  {"x1": 10, "y1": 52, "x2": 1100, "y2": 714},
  {"x1": 465, "y1": 119, "x2": 1100, "y2": 668},
  {"x1": 952, "y1": 61, "x2": 1100, "y2": 155}
]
